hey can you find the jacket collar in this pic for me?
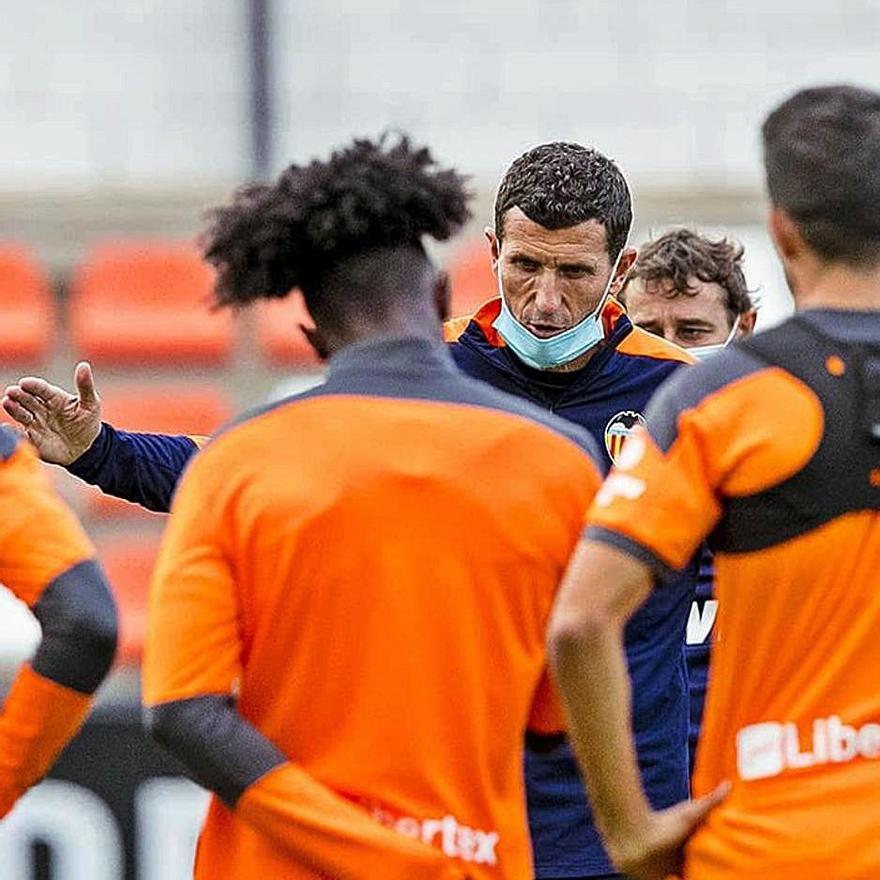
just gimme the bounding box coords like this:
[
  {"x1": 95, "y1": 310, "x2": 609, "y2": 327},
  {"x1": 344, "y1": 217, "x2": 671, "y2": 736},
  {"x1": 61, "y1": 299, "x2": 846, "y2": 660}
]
[{"x1": 453, "y1": 296, "x2": 634, "y2": 388}]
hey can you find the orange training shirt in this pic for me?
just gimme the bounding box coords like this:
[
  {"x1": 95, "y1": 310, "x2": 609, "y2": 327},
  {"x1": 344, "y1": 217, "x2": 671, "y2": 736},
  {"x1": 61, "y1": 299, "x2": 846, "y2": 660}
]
[
  {"x1": 143, "y1": 337, "x2": 602, "y2": 880},
  {"x1": 587, "y1": 312, "x2": 880, "y2": 880}
]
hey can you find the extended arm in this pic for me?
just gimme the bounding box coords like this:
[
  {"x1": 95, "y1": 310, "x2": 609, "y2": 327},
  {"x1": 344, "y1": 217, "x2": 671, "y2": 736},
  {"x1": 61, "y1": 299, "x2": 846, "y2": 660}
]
[
  {"x1": 68, "y1": 423, "x2": 200, "y2": 512},
  {"x1": 548, "y1": 539, "x2": 726, "y2": 880},
  {"x1": 3, "y1": 363, "x2": 201, "y2": 512}
]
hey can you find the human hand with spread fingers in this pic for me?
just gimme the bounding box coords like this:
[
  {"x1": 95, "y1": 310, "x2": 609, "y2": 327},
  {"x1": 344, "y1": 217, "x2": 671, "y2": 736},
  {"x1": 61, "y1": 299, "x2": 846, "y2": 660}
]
[{"x1": 3, "y1": 361, "x2": 102, "y2": 465}]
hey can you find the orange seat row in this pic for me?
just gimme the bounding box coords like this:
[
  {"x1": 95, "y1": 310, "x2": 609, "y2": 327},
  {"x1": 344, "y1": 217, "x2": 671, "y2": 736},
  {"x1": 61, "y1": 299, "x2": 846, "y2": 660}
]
[
  {"x1": 0, "y1": 239, "x2": 496, "y2": 367},
  {"x1": 97, "y1": 533, "x2": 159, "y2": 666}
]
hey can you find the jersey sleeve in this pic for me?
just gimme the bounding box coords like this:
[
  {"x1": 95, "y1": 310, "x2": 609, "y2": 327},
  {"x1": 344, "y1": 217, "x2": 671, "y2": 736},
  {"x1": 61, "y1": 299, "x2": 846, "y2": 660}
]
[
  {"x1": 586, "y1": 357, "x2": 824, "y2": 578},
  {"x1": 142, "y1": 446, "x2": 241, "y2": 705},
  {"x1": 0, "y1": 437, "x2": 96, "y2": 606},
  {"x1": 67, "y1": 423, "x2": 202, "y2": 513}
]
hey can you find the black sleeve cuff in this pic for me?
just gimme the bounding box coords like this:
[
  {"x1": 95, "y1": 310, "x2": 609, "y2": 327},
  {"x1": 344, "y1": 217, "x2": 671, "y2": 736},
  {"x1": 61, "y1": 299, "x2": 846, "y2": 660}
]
[
  {"x1": 584, "y1": 525, "x2": 681, "y2": 586},
  {"x1": 145, "y1": 695, "x2": 286, "y2": 808}
]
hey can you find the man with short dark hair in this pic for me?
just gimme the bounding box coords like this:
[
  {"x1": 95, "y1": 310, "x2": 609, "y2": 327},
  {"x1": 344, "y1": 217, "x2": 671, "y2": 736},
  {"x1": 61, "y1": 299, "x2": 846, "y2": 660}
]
[
  {"x1": 619, "y1": 228, "x2": 758, "y2": 771},
  {"x1": 5, "y1": 141, "x2": 698, "y2": 880},
  {"x1": 550, "y1": 84, "x2": 880, "y2": 880},
  {"x1": 446, "y1": 143, "x2": 697, "y2": 880}
]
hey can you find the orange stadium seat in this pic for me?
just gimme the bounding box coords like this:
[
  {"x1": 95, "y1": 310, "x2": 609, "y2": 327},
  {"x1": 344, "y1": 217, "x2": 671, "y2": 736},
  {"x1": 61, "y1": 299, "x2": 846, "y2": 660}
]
[
  {"x1": 84, "y1": 383, "x2": 233, "y2": 519},
  {"x1": 69, "y1": 240, "x2": 234, "y2": 365},
  {"x1": 256, "y1": 292, "x2": 320, "y2": 367},
  {"x1": 97, "y1": 533, "x2": 161, "y2": 665},
  {"x1": 447, "y1": 238, "x2": 495, "y2": 318},
  {"x1": 0, "y1": 244, "x2": 55, "y2": 363}
]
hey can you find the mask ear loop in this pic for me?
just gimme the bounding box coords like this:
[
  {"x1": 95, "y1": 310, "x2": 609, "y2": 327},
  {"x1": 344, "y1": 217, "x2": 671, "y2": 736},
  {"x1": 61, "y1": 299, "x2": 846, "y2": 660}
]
[{"x1": 723, "y1": 314, "x2": 742, "y2": 346}]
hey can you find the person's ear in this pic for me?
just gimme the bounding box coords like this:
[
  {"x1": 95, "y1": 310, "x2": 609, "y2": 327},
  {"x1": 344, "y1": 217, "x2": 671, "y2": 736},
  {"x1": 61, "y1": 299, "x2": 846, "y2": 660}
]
[
  {"x1": 609, "y1": 247, "x2": 638, "y2": 297},
  {"x1": 434, "y1": 270, "x2": 452, "y2": 322},
  {"x1": 737, "y1": 308, "x2": 758, "y2": 337},
  {"x1": 485, "y1": 226, "x2": 500, "y2": 273},
  {"x1": 768, "y1": 208, "x2": 804, "y2": 263},
  {"x1": 298, "y1": 294, "x2": 331, "y2": 361},
  {"x1": 300, "y1": 325, "x2": 331, "y2": 361}
]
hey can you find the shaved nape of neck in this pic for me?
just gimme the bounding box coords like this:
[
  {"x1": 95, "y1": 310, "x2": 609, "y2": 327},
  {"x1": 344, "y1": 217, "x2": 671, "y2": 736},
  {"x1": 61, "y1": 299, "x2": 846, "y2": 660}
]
[{"x1": 306, "y1": 247, "x2": 443, "y2": 350}]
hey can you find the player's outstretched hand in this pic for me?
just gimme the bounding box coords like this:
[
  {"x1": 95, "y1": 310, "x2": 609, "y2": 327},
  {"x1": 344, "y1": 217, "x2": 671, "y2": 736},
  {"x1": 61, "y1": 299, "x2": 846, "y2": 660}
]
[
  {"x1": 2, "y1": 362, "x2": 103, "y2": 465},
  {"x1": 609, "y1": 782, "x2": 730, "y2": 880}
]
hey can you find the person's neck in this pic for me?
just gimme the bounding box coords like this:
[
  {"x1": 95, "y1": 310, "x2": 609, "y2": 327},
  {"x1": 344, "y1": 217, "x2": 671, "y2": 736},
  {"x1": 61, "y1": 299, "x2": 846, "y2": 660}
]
[
  {"x1": 326, "y1": 318, "x2": 443, "y2": 359},
  {"x1": 795, "y1": 262, "x2": 880, "y2": 312}
]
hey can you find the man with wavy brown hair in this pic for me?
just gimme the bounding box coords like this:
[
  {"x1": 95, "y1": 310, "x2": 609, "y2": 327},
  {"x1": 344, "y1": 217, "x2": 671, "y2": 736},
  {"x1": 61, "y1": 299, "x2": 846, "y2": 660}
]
[{"x1": 619, "y1": 229, "x2": 756, "y2": 356}]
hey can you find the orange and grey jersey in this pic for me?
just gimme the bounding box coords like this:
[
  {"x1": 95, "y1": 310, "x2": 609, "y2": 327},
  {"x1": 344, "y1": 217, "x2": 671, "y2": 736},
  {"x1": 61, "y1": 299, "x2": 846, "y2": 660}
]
[
  {"x1": 0, "y1": 427, "x2": 116, "y2": 816},
  {"x1": 143, "y1": 336, "x2": 602, "y2": 880},
  {"x1": 587, "y1": 309, "x2": 880, "y2": 880}
]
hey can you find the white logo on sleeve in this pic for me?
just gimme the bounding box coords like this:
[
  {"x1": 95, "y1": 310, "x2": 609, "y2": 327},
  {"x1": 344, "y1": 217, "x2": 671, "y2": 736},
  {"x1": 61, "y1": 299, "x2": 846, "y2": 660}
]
[
  {"x1": 737, "y1": 716, "x2": 880, "y2": 780},
  {"x1": 595, "y1": 473, "x2": 646, "y2": 507}
]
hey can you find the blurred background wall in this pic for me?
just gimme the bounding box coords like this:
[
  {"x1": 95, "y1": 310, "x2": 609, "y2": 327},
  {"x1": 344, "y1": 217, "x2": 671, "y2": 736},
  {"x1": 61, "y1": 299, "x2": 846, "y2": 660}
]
[{"x1": 2, "y1": 0, "x2": 879, "y2": 297}]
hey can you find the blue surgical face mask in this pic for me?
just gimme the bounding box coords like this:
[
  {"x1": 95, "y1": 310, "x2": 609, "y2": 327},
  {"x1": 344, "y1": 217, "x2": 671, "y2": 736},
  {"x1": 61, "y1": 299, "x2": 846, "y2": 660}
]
[
  {"x1": 688, "y1": 315, "x2": 742, "y2": 361},
  {"x1": 492, "y1": 252, "x2": 623, "y2": 370}
]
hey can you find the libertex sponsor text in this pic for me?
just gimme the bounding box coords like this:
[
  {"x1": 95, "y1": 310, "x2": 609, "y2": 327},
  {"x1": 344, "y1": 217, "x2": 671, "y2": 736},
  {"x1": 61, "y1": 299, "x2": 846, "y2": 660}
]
[{"x1": 736, "y1": 715, "x2": 880, "y2": 781}]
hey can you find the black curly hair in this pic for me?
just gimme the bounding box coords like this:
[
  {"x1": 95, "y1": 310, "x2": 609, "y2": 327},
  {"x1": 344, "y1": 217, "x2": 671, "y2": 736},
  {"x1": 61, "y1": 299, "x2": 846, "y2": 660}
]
[
  {"x1": 623, "y1": 228, "x2": 755, "y2": 323},
  {"x1": 201, "y1": 134, "x2": 471, "y2": 328},
  {"x1": 494, "y1": 142, "x2": 632, "y2": 260}
]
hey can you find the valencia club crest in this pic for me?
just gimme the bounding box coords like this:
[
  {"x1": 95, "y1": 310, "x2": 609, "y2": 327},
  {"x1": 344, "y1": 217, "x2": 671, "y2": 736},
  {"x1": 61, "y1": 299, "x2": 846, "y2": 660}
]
[{"x1": 604, "y1": 410, "x2": 647, "y2": 466}]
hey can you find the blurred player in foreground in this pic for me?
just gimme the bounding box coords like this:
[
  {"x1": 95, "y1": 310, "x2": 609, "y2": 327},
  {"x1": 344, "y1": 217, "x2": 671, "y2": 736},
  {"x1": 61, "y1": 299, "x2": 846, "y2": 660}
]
[
  {"x1": 0, "y1": 427, "x2": 116, "y2": 818},
  {"x1": 619, "y1": 229, "x2": 757, "y2": 771},
  {"x1": 141, "y1": 136, "x2": 604, "y2": 880},
  {"x1": 548, "y1": 84, "x2": 880, "y2": 880},
  {"x1": 4, "y1": 142, "x2": 699, "y2": 880}
]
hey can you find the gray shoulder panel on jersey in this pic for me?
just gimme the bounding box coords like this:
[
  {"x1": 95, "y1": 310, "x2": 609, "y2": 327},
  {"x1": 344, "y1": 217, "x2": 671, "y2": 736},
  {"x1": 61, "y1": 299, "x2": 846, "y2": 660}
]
[
  {"x1": 0, "y1": 425, "x2": 21, "y2": 461},
  {"x1": 646, "y1": 345, "x2": 770, "y2": 454},
  {"x1": 210, "y1": 350, "x2": 603, "y2": 471},
  {"x1": 31, "y1": 559, "x2": 118, "y2": 694}
]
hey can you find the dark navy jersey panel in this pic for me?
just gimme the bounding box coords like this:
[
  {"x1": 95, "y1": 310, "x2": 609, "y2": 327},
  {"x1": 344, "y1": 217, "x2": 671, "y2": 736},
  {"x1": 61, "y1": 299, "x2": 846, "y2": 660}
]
[{"x1": 713, "y1": 313, "x2": 880, "y2": 553}]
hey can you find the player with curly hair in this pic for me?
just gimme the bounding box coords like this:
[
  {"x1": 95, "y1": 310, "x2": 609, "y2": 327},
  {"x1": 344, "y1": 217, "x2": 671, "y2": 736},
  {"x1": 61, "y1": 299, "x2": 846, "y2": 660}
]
[{"x1": 136, "y1": 135, "x2": 603, "y2": 880}]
